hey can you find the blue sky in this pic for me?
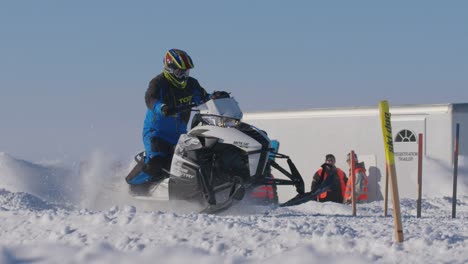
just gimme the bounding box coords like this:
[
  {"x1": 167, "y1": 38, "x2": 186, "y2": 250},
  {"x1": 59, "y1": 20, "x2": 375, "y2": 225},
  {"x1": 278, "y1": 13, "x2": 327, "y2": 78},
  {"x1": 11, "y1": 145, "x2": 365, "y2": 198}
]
[{"x1": 1, "y1": 1, "x2": 467, "y2": 162}]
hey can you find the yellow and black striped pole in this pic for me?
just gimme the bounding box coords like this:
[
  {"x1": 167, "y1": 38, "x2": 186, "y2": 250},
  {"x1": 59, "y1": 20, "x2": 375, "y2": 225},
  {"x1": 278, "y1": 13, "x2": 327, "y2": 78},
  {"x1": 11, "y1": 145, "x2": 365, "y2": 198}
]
[{"x1": 379, "y1": 100, "x2": 404, "y2": 243}]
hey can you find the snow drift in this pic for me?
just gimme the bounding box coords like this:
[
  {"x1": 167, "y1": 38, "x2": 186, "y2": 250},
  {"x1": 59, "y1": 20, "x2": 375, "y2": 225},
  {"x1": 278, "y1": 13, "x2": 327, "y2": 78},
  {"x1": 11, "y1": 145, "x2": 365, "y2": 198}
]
[{"x1": 0, "y1": 151, "x2": 467, "y2": 263}]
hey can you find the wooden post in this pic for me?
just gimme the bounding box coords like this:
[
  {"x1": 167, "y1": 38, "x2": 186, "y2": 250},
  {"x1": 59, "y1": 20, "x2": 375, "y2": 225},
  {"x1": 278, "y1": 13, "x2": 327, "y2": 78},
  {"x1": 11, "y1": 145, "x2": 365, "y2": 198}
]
[
  {"x1": 351, "y1": 150, "x2": 357, "y2": 216},
  {"x1": 379, "y1": 100, "x2": 404, "y2": 242},
  {"x1": 417, "y1": 133, "x2": 423, "y2": 218},
  {"x1": 384, "y1": 163, "x2": 389, "y2": 217},
  {"x1": 452, "y1": 123, "x2": 460, "y2": 218}
]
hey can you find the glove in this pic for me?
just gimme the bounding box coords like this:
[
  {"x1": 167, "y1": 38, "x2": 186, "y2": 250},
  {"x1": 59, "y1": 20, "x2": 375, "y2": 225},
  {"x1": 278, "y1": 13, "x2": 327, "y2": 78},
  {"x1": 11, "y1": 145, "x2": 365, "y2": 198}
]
[
  {"x1": 161, "y1": 105, "x2": 177, "y2": 116},
  {"x1": 161, "y1": 104, "x2": 196, "y2": 116},
  {"x1": 321, "y1": 162, "x2": 333, "y2": 170}
]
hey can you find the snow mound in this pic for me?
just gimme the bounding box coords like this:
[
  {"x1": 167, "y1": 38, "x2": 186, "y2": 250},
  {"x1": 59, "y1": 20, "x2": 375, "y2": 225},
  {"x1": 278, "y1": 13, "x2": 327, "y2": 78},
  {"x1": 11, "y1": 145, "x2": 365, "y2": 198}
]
[
  {"x1": 0, "y1": 188, "x2": 67, "y2": 212},
  {"x1": 0, "y1": 152, "x2": 76, "y2": 204}
]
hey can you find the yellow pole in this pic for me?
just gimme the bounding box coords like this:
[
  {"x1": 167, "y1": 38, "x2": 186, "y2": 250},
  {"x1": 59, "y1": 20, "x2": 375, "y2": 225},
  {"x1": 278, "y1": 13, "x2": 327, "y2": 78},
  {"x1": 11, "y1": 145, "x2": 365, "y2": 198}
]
[
  {"x1": 384, "y1": 163, "x2": 389, "y2": 217},
  {"x1": 379, "y1": 100, "x2": 404, "y2": 243}
]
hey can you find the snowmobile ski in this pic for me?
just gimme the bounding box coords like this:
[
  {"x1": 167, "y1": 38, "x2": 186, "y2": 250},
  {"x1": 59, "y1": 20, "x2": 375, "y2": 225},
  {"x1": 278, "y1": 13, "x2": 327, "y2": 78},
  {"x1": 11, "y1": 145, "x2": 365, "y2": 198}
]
[{"x1": 279, "y1": 165, "x2": 336, "y2": 207}]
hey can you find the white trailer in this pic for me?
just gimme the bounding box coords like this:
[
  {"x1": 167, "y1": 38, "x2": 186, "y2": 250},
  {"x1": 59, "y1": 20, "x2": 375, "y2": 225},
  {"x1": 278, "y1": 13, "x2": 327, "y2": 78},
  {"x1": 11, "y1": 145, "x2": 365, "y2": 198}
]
[{"x1": 243, "y1": 103, "x2": 468, "y2": 202}]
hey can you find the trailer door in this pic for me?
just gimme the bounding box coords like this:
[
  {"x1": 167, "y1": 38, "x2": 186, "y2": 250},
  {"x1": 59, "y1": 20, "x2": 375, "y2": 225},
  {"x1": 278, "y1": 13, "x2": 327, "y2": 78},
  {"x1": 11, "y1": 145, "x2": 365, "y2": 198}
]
[{"x1": 391, "y1": 116, "x2": 426, "y2": 199}]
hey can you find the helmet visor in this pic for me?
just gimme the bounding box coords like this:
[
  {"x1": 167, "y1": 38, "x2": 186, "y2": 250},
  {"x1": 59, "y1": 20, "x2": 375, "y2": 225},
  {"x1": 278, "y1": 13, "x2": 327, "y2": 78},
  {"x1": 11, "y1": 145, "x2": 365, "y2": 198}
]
[{"x1": 172, "y1": 68, "x2": 190, "y2": 80}]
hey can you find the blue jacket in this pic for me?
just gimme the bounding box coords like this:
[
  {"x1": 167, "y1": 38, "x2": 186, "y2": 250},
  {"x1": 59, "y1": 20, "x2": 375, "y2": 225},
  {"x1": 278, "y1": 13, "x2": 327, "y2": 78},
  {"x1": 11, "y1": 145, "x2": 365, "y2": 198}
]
[{"x1": 143, "y1": 74, "x2": 208, "y2": 152}]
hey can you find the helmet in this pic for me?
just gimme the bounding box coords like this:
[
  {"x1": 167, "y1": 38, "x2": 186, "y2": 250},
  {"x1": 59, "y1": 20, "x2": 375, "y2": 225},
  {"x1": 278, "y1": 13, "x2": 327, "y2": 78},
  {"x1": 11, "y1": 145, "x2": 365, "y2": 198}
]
[{"x1": 163, "y1": 49, "x2": 194, "y2": 88}]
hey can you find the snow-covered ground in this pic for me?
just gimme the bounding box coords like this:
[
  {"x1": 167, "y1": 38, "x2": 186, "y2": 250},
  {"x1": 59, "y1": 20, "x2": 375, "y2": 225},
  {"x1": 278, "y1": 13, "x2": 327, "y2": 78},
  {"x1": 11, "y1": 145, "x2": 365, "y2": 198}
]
[{"x1": 0, "y1": 151, "x2": 467, "y2": 264}]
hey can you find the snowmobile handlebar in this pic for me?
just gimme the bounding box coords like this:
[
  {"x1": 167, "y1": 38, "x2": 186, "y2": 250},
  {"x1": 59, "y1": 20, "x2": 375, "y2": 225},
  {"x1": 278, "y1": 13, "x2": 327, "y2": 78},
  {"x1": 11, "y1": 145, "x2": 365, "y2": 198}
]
[{"x1": 162, "y1": 103, "x2": 198, "y2": 116}]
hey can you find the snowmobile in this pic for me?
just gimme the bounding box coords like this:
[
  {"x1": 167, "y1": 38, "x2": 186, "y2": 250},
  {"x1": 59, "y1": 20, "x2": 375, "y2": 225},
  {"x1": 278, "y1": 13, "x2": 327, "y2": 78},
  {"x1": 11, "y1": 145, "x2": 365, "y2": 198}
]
[{"x1": 125, "y1": 92, "x2": 326, "y2": 213}]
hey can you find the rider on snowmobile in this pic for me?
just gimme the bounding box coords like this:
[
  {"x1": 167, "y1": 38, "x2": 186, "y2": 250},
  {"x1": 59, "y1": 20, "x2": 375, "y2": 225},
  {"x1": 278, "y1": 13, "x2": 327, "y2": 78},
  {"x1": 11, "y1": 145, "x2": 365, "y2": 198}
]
[{"x1": 127, "y1": 49, "x2": 209, "y2": 189}]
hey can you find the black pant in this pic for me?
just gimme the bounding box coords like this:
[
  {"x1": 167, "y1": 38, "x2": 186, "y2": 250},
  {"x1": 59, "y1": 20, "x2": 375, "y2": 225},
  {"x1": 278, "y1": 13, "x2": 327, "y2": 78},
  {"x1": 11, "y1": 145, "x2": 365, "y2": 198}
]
[
  {"x1": 144, "y1": 155, "x2": 172, "y2": 179},
  {"x1": 144, "y1": 137, "x2": 175, "y2": 178}
]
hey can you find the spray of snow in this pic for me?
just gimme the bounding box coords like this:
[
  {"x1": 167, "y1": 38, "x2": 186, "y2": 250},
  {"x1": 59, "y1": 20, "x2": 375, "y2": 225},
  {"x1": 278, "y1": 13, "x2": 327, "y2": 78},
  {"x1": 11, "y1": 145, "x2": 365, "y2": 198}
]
[
  {"x1": 423, "y1": 155, "x2": 468, "y2": 197},
  {"x1": 77, "y1": 150, "x2": 128, "y2": 209}
]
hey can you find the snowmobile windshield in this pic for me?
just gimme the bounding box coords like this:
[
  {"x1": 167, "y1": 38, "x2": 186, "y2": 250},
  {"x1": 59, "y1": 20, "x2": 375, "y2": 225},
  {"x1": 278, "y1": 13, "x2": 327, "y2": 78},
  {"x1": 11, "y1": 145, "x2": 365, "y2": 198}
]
[
  {"x1": 198, "y1": 97, "x2": 243, "y2": 120},
  {"x1": 201, "y1": 115, "x2": 240, "y2": 128}
]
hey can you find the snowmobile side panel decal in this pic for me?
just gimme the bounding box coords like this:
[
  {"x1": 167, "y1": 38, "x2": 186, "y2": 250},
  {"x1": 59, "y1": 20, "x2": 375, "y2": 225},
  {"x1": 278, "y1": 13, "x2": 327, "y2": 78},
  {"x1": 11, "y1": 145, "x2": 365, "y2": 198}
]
[{"x1": 190, "y1": 126, "x2": 263, "y2": 175}]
